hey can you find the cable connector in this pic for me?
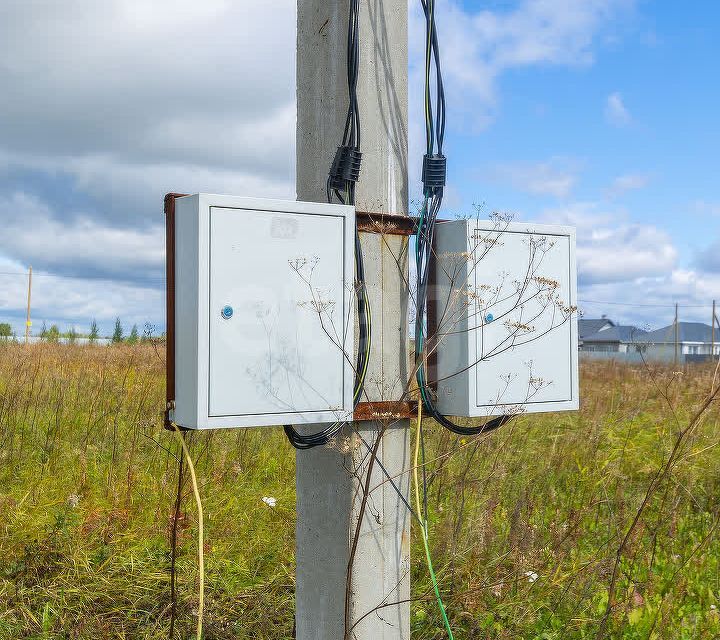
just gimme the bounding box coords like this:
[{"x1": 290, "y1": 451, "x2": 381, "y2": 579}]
[
  {"x1": 329, "y1": 145, "x2": 362, "y2": 191},
  {"x1": 422, "y1": 154, "x2": 446, "y2": 195}
]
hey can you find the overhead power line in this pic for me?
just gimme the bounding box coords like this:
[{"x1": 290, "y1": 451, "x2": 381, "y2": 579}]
[{"x1": 579, "y1": 298, "x2": 709, "y2": 309}]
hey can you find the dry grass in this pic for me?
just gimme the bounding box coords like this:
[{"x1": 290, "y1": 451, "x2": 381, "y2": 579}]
[{"x1": 1, "y1": 344, "x2": 719, "y2": 639}]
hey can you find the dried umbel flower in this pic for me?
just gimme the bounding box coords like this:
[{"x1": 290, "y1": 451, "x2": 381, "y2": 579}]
[
  {"x1": 298, "y1": 297, "x2": 336, "y2": 314},
  {"x1": 470, "y1": 235, "x2": 504, "y2": 250},
  {"x1": 489, "y1": 210, "x2": 514, "y2": 224},
  {"x1": 532, "y1": 276, "x2": 560, "y2": 290},
  {"x1": 504, "y1": 320, "x2": 536, "y2": 334},
  {"x1": 557, "y1": 302, "x2": 578, "y2": 316},
  {"x1": 326, "y1": 435, "x2": 353, "y2": 455}
]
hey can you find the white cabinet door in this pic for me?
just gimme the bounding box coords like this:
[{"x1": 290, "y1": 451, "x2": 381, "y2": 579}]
[
  {"x1": 473, "y1": 228, "x2": 575, "y2": 410},
  {"x1": 208, "y1": 207, "x2": 348, "y2": 418}
]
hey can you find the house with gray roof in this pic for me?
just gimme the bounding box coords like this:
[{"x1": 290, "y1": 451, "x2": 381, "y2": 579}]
[
  {"x1": 582, "y1": 325, "x2": 648, "y2": 353},
  {"x1": 578, "y1": 317, "x2": 615, "y2": 343},
  {"x1": 637, "y1": 322, "x2": 719, "y2": 360},
  {"x1": 579, "y1": 316, "x2": 720, "y2": 363}
]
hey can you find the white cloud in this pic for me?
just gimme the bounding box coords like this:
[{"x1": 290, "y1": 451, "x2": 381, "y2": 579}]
[
  {"x1": 0, "y1": 256, "x2": 163, "y2": 335},
  {"x1": 0, "y1": 0, "x2": 640, "y2": 330},
  {"x1": 606, "y1": 172, "x2": 650, "y2": 197},
  {"x1": 489, "y1": 158, "x2": 580, "y2": 198},
  {"x1": 0, "y1": 1, "x2": 297, "y2": 329},
  {"x1": 535, "y1": 201, "x2": 720, "y2": 328},
  {"x1": 579, "y1": 270, "x2": 720, "y2": 328},
  {"x1": 410, "y1": 0, "x2": 635, "y2": 124},
  {"x1": 540, "y1": 202, "x2": 676, "y2": 284},
  {"x1": 0, "y1": 192, "x2": 164, "y2": 283},
  {"x1": 605, "y1": 92, "x2": 631, "y2": 126},
  {"x1": 0, "y1": 1, "x2": 296, "y2": 218}
]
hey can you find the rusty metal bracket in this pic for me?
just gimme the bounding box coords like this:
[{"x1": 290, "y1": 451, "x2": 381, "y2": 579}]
[
  {"x1": 354, "y1": 400, "x2": 417, "y2": 421},
  {"x1": 164, "y1": 193, "x2": 187, "y2": 430},
  {"x1": 356, "y1": 210, "x2": 417, "y2": 236}
]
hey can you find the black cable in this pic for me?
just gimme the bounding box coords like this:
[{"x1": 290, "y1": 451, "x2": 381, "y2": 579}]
[
  {"x1": 414, "y1": 0, "x2": 511, "y2": 438},
  {"x1": 286, "y1": 0, "x2": 370, "y2": 450}
]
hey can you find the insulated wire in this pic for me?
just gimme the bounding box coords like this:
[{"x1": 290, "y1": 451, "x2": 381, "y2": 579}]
[
  {"x1": 414, "y1": 0, "x2": 510, "y2": 437},
  {"x1": 414, "y1": 401, "x2": 454, "y2": 638},
  {"x1": 171, "y1": 423, "x2": 204, "y2": 640}
]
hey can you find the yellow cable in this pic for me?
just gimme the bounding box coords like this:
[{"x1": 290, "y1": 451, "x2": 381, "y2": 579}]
[
  {"x1": 413, "y1": 401, "x2": 424, "y2": 522},
  {"x1": 172, "y1": 423, "x2": 204, "y2": 640}
]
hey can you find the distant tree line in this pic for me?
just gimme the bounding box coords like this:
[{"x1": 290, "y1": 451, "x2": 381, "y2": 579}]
[{"x1": 20, "y1": 318, "x2": 166, "y2": 345}]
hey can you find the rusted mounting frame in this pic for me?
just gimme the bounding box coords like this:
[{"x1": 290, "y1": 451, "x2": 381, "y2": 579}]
[
  {"x1": 356, "y1": 210, "x2": 417, "y2": 236},
  {"x1": 164, "y1": 193, "x2": 418, "y2": 427},
  {"x1": 164, "y1": 192, "x2": 188, "y2": 430},
  {"x1": 355, "y1": 210, "x2": 416, "y2": 420},
  {"x1": 354, "y1": 400, "x2": 418, "y2": 422}
]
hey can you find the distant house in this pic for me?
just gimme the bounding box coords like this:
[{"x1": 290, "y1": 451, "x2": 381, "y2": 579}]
[
  {"x1": 639, "y1": 322, "x2": 719, "y2": 359},
  {"x1": 578, "y1": 317, "x2": 615, "y2": 343},
  {"x1": 582, "y1": 325, "x2": 648, "y2": 353},
  {"x1": 579, "y1": 316, "x2": 720, "y2": 363}
]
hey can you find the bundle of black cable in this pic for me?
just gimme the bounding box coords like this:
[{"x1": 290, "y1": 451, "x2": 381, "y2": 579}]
[{"x1": 414, "y1": 0, "x2": 511, "y2": 438}]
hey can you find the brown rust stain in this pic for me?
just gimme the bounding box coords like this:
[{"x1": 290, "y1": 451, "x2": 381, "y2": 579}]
[{"x1": 354, "y1": 401, "x2": 417, "y2": 421}]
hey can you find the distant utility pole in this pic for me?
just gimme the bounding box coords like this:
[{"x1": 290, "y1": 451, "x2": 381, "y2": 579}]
[
  {"x1": 25, "y1": 265, "x2": 32, "y2": 344},
  {"x1": 674, "y1": 302, "x2": 679, "y2": 365},
  {"x1": 296, "y1": 2, "x2": 409, "y2": 639},
  {"x1": 713, "y1": 300, "x2": 716, "y2": 361},
  {"x1": 714, "y1": 303, "x2": 720, "y2": 362}
]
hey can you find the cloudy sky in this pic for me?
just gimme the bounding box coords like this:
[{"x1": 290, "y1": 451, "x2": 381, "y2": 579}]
[{"x1": 0, "y1": 0, "x2": 718, "y2": 335}]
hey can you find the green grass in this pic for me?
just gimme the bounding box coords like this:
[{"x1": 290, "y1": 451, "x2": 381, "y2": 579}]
[{"x1": 1, "y1": 344, "x2": 720, "y2": 638}]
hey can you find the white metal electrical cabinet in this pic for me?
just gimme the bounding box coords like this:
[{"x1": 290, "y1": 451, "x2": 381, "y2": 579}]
[
  {"x1": 431, "y1": 219, "x2": 578, "y2": 418},
  {"x1": 171, "y1": 194, "x2": 355, "y2": 429}
]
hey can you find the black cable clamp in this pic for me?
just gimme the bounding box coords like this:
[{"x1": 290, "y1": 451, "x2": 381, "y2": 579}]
[
  {"x1": 422, "y1": 153, "x2": 446, "y2": 195},
  {"x1": 329, "y1": 145, "x2": 362, "y2": 191}
]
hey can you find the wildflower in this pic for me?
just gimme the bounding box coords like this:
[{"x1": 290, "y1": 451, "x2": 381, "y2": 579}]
[
  {"x1": 524, "y1": 571, "x2": 538, "y2": 583},
  {"x1": 67, "y1": 494, "x2": 81, "y2": 508},
  {"x1": 262, "y1": 496, "x2": 277, "y2": 508}
]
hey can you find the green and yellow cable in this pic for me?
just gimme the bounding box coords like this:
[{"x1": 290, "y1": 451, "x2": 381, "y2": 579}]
[{"x1": 414, "y1": 401, "x2": 454, "y2": 639}]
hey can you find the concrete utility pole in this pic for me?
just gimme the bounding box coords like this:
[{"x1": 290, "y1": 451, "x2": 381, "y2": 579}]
[
  {"x1": 296, "y1": 2, "x2": 409, "y2": 639},
  {"x1": 25, "y1": 265, "x2": 32, "y2": 344}
]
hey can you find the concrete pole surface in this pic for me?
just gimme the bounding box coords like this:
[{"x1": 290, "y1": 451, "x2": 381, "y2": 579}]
[{"x1": 296, "y1": 1, "x2": 410, "y2": 639}]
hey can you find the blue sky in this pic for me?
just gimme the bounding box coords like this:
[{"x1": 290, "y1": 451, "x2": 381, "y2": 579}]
[
  {"x1": 447, "y1": 0, "x2": 720, "y2": 251},
  {"x1": 0, "y1": 0, "x2": 718, "y2": 335}
]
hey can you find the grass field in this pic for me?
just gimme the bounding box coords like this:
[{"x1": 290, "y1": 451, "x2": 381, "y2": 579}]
[{"x1": 1, "y1": 344, "x2": 720, "y2": 639}]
